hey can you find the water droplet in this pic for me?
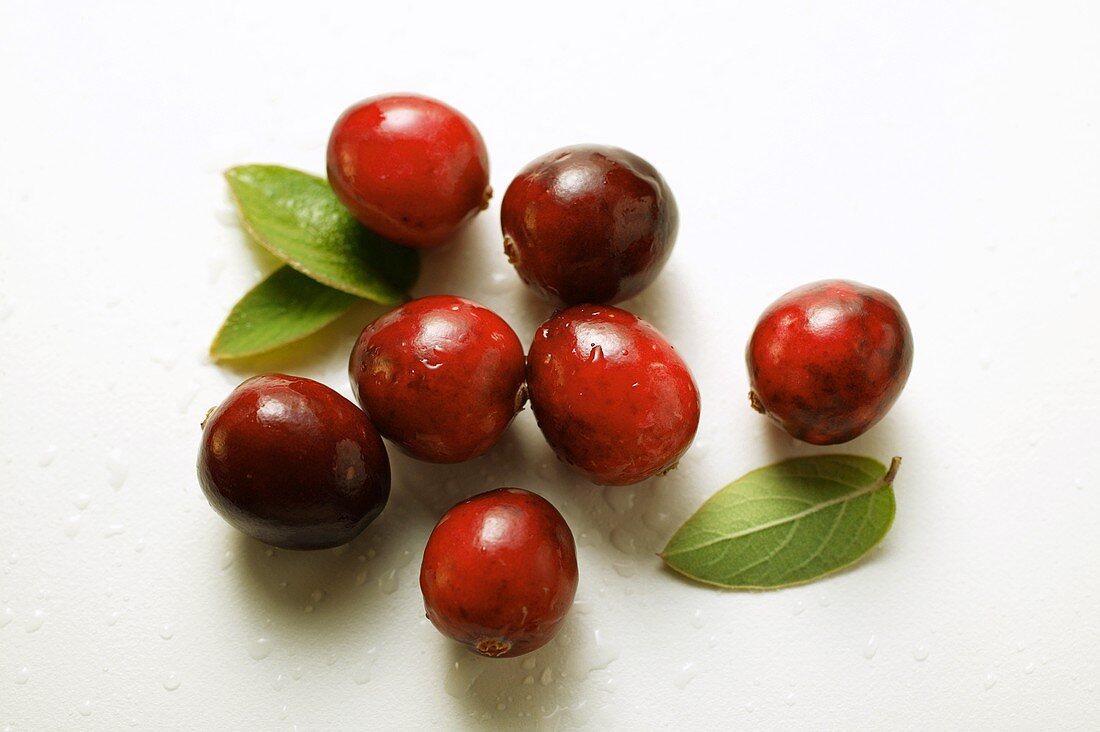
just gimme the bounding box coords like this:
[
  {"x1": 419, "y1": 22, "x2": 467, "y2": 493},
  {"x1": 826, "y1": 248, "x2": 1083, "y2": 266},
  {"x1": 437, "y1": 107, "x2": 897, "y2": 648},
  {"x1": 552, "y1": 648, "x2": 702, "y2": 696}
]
[
  {"x1": 0, "y1": 607, "x2": 13, "y2": 627},
  {"x1": 785, "y1": 692, "x2": 797, "y2": 707},
  {"x1": 913, "y1": 644, "x2": 929, "y2": 661},
  {"x1": 0, "y1": 295, "x2": 17, "y2": 320},
  {"x1": 523, "y1": 675, "x2": 534, "y2": 684},
  {"x1": 176, "y1": 383, "x2": 200, "y2": 414},
  {"x1": 378, "y1": 568, "x2": 398, "y2": 594},
  {"x1": 207, "y1": 253, "x2": 228, "y2": 284},
  {"x1": 1024, "y1": 661, "x2": 1036, "y2": 674},
  {"x1": 817, "y1": 594, "x2": 831, "y2": 607},
  {"x1": 588, "y1": 345, "x2": 605, "y2": 364},
  {"x1": 78, "y1": 701, "x2": 93, "y2": 717},
  {"x1": 496, "y1": 702, "x2": 507, "y2": 711},
  {"x1": 25, "y1": 609, "x2": 45, "y2": 632},
  {"x1": 745, "y1": 701, "x2": 755, "y2": 713},
  {"x1": 353, "y1": 648, "x2": 376, "y2": 685},
  {"x1": 791, "y1": 599, "x2": 807, "y2": 616},
  {"x1": 15, "y1": 666, "x2": 29, "y2": 684},
  {"x1": 64, "y1": 515, "x2": 82, "y2": 538},
  {"x1": 151, "y1": 348, "x2": 180, "y2": 370},
  {"x1": 214, "y1": 208, "x2": 238, "y2": 228},
  {"x1": 690, "y1": 609, "x2": 705, "y2": 629},
  {"x1": 485, "y1": 271, "x2": 512, "y2": 295},
  {"x1": 106, "y1": 449, "x2": 128, "y2": 490},
  {"x1": 862, "y1": 635, "x2": 878, "y2": 660},
  {"x1": 271, "y1": 673, "x2": 285, "y2": 691},
  {"x1": 103, "y1": 524, "x2": 126, "y2": 538},
  {"x1": 540, "y1": 667, "x2": 554, "y2": 686},
  {"x1": 586, "y1": 629, "x2": 620, "y2": 674},
  {"x1": 134, "y1": 537, "x2": 146, "y2": 553},
  {"x1": 73, "y1": 493, "x2": 91, "y2": 510},
  {"x1": 277, "y1": 704, "x2": 289, "y2": 720},
  {"x1": 609, "y1": 528, "x2": 637, "y2": 555},
  {"x1": 162, "y1": 672, "x2": 181, "y2": 691},
  {"x1": 444, "y1": 658, "x2": 482, "y2": 698},
  {"x1": 612, "y1": 560, "x2": 636, "y2": 577},
  {"x1": 38, "y1": 445, "x2": 58, "y2": 467},
  {"x1": 983, "y1": 671, "x2": 997, "y2": 690},
  {"x1": 249, "y1": 637, "x2": 273, "y2": 660},
  {"x1": 522, "y1": 657, "x2": 537, "y2": 671},
  {"x1": 326, "y1": 653, "x2": 337, "y2": 666},
  {"x1": 674, "y1": 662, "x2": 697, "y2": 690},
  {"x1": 159, "y1": 623, "x2": 174, "y2": 640},
  {"x1": 219, "y1": 550, "x2": 235, "y2": 570},
  {"x1": 576, "y1": 529, "x2": 603, "y2": 548},
  {"x1": 106, "y1": 611, "x2": 119, "y2": 626}
]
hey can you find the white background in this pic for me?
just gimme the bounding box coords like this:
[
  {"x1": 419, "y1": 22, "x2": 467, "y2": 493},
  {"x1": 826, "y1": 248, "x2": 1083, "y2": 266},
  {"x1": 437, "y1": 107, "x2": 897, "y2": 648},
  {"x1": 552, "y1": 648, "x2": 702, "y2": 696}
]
[{"x1": 2, "y1": 1, "x2": 1098, "y2": 729}]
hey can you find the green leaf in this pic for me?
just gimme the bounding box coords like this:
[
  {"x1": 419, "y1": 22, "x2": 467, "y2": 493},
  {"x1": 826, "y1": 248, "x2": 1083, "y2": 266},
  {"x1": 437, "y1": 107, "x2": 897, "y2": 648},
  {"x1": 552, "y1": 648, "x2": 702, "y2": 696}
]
[
  {"x1": 225, "y1": 164, "x2": 418, "y2": 304},
  {"x1": 661, "y1": 455, "x2": 900, "y2": 590},
  {"x1": 210, "y1": 266, "x2": 359, "y2": 360}
]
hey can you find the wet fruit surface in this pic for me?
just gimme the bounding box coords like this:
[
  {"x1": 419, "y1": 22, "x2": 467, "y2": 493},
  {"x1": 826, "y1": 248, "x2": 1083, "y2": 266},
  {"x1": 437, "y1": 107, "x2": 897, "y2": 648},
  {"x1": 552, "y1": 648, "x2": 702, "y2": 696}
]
[
  {"x1": 420, "y1": 488, "x2": 578, "y2": 658},
  {"x1": 327, "y1": 94, "x2": 490, "y2": 248},
  {"x1": 746, "y1": 279, "x2": 914, "y2": 445},
  {"x1": 527, "y1": 304, "x2": 701, "y2": 485},
  {"x1": 349, "y1": 295, "x2": 527, "y2": 463},
  {"x1": 197, "y1": 374, "x2": 390, "y2": 549},
  {"x1": 501, "y1": 145, "x2": 678, "y2": 305}
]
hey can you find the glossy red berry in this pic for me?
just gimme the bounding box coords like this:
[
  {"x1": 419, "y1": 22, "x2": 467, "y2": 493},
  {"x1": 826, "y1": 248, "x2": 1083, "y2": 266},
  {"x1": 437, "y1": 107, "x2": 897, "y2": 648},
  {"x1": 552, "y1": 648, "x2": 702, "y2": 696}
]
[
  {"x1": 197, "y1": 374, "x2": 390, "y2": 550},
  {"x1": 326, "y1": 94, "x2": 491, "y2": 248},
  {"x1": 420, "y1": 488, "x2": 578, "y2": 658},
  {"x1": 746, "y1": 280, "x2": 914, "y2": 445},
  {"x1": 349, "y1": 295, "x2": 527, "y2": 463},
  {"x1": 527, "y1": 305, "x2": 700, "y2": 485},
  {"x1": 501, "y1": 145, "x2": 678, "y2": 305}
]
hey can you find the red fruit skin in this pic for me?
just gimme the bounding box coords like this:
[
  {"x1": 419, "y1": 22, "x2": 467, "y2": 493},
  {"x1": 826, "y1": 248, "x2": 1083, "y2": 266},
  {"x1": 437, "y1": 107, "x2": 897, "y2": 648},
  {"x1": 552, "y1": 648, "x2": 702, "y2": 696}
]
[
  {"x1": 501, "y1": 145, "x2": 678, "y2": 305},
  {"x1": 527, "y1": 305, "x2": 701, "y2": 486},
  {"x1": 349, "y1": 295, "x2": 527, "y2": 463},
  {"x1": 746, "y1": 280, "x2": 914, "y2": 445},
  {"x1": 197, "y1": 374, "x2": 390, "y2": 550},
  {"x1": 326, "y1": 94, "x2": 490, "y2": 248},
  {"x1": 420, "y1": 488, "x2": 578, "y2": 658}
]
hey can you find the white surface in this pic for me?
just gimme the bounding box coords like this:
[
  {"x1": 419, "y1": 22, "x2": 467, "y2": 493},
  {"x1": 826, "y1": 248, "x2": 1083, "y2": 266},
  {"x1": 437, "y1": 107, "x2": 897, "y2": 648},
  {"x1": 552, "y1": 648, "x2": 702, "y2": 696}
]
[{"x1": 2, "y1": 1, "x2": 1098, "y2": 729}]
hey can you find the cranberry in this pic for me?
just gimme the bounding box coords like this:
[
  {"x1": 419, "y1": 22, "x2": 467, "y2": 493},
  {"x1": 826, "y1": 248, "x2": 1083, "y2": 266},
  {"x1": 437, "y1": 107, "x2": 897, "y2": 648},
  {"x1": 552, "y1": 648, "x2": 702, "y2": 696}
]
[
  {"x1": 349, "y1": 295, "x2": 527, "y2": 463},
  {"x1": 420, "y1": 488, "x2": 578, "y2": 658},
  {"x1": 501, "y1": 145, "x2": 678, "y2": 305},
  {"x1": 527, "y1": 305, "x2": 700, "y2": 485},
  {"x1": 746, "y1": 279, "x2": 914, "y2": 445},
  {"x1": 197, "y1": 374, "x2": 390, "y2": 549},
  {"x1": 326, "y1": 94, "x2": 490, "y2": 248}
]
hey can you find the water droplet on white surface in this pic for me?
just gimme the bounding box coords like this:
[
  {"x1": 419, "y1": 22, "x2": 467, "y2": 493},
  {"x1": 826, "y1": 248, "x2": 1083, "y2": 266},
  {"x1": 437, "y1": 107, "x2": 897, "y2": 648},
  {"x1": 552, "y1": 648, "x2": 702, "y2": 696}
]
[
  {"x1": 444, "y1": 658, "x2": 482, "y2": 698},
  {"x1": 485, "y1": 271, "x2": 512, "y2": 295},
  {"x1": 745, "y1": 701, "x2": 755, "y2": 713},
  {"x1": 983, "y1": 671, "x2": 997, "y2": 690},
  {"x1": 103, "y1": 524, "x2": 126, "y2": 538},
  {"x1": 690, "y1": 609, "x2": 705, "y2": 629},
  {"x1": 378, "y1": 568, "x2": 398, "y2": 594},
  {"x1": 0, "y1": 296, "x2": 17, "y2": 320},
  {"x1": 25, "y1": 609, "x2": 45, "y2": 632},
  {"x1": 540, "y1": 667, "x2": 554, "y2": 686},
  {"x1": 214, "y1": 208, "x2": 238, "y2": 228},
  {"x1": 586, "y1": 629, "x2": 620, "y2": 674},
  {"x1": 278, "y1": 704, "x2": 289, "y2": 720},
  {"x1": 162, "y1": 672, "x2": 181, "y2": 691},
  {"x1": 612, "y1": 560, "x2": 636, "y2": 578},
  {"x1": 15, "y1": 666, "x2": 29, "y2": 684},
  {"x1": 576, "y1": 530, "x2": 603, "y2": 548},
  {"x1": 352, "y1": 648, "x2": 377, "y2": 685},
  {"x1": 673, "y1": 662, "x2": 697, "y2": 690},
  {"x1": 0, "y1": 607, "x2": 13, "y2": 627},
  {"x1": 78, "y1": 700, "x2": 93, "y2": 717},
  {"x1": 37, "y1": 445, "x2": 58, "y2": 467},
  {"x1": 271, "y1": 673, "x2": 285, "y2": 691},
  {"x1": 785, "y1": 692, "x2": 797, "y2": 707},
  {"x1": 73, "y1": 493, "x2": 91, "y2": 510},
  {"x1": 792, "y1": 599, "x2": 807, "y2": 616},
  {"x1": 249, "y1": 637, "x2": 273, "y2": 660},
  {"x1": 106, "y1": 611, "x2": 119, "y2": 626},
  {"x1": 106, "y1": 449, "x2": 128, "y2": 490},
  {"x1": 1025, "y1": 661, "x2": 1036, "y2": 674},
  {"x1": 603, "y1": 487, "x2": 636, "y2": 514},
  {"x1": 291, "y1": 665, "x2": 303, "y2": 680},
  {"x1": 220, "y1": 551, "x2": 235, "y2": 570},
  {"x1": 159, "y1": 623, "x2": 174, "y2": 640},
  {"x1": 496, "y1": 702, "x2": 507, "y2": 711},
  {"x1": 151, "y1": 348, "x2": 180, "y2": 370},
  {"x1": 177, "y1": 383, "x2": 201, "y2": 414},
  {"x1": 609, "y1": 528, "x2": 637, "y2": 555},
  {"x1": 818, "y1": 594, "x2": 831, "y2": 607},
  {"x1": 64, "y1": 515, "x2": 82, "y2": 538},
  {"x1": 326, "y1": 653, "x2": 337, "y2": 666},
  {"x1": 913, "y1": 644, "x2": 929, "y2": 661},
  {"x1": 207, "y1": 254, "x2": 228, "y2": 285},
  {"x1": 863, "y1": 635, "x2": 878, "y2": 660}
]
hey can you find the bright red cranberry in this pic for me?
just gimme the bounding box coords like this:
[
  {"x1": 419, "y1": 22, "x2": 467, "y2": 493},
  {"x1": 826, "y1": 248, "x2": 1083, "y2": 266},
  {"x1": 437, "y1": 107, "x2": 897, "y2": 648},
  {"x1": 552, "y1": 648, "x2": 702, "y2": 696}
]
[
  {"x1": 746, "y1": 280, "x2": 914, "y2": 445},
  {"x1": 527, "y1": 305, "x2": 700, "y2": 485},
  {"x1": 349, "y1": 295, "x2": 527, "y2": 463},
  {"x1": 197, "y1": 374, "x2": 390, "y2": 549},
  {"x1": 326, "y1": 94, "x2": 490, "y2": 248},
  {"x1": 420, "y1": 488, "x2": 578, "y2": 658},
  {"x1": 501, "y1": 145, "x2": 678, "y2": 305}
]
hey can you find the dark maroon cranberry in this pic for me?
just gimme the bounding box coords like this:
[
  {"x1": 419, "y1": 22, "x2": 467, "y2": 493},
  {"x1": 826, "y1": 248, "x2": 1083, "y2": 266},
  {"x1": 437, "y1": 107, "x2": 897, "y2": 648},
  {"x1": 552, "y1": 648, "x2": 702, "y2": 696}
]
[
  {"x1": 349, "y1": 295, "x2": 527, "y2": 463},
  {"x1": 746, "y1": 280, "x2": 914, "y2": 444},
  {"x1": 527, "y1": 304, "x2": 701, "y2": 485},
  {"x1": 420, "y1": 488, "x2": 578, "y2": 658},
  {"x1": 197, "y1": 374, "x2": 390, "y2": 549},
  {"x1": 501, "y1": 145, "x2": 678, "y2": 305}
]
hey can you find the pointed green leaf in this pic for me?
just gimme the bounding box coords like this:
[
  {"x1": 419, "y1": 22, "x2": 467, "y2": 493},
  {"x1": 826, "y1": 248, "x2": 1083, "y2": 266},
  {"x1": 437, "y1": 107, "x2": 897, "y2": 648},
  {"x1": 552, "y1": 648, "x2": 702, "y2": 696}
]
[
  {"x1": 225, "y1": 164, "x2": 418, "y2": 304},
  {"x1": 661, "y1": 455, "x2": 900, "y2": 590},
  {"x1": 210, "y1": 266, "x2": 359, "y2": 360}
]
